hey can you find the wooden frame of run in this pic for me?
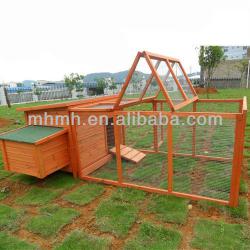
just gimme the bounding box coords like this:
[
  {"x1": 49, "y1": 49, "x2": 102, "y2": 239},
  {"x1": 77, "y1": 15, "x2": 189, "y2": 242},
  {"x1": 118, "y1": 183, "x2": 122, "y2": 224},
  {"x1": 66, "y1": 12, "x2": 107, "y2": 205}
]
[{"x1": 80, "y1": 96, "x2": 247, "y2": 207}]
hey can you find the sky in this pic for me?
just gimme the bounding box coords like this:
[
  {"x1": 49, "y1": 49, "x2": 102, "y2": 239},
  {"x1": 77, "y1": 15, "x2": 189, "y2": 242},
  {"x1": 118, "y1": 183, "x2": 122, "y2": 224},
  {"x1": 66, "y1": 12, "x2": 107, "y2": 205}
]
[{"x1": 0, "y1": 0, "x2": 249, "y2": 82}]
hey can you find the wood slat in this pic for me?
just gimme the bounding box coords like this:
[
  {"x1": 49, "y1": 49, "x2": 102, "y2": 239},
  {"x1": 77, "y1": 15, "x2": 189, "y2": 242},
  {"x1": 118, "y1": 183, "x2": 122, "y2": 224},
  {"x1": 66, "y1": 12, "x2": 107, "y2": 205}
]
[{"x1": 110, "y1": 145, "x2": 146, "y2": 163}]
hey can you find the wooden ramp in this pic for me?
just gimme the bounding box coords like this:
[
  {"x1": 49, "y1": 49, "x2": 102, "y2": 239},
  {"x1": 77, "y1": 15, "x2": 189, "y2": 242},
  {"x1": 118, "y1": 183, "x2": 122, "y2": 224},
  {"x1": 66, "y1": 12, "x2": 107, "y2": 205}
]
[{"x1": 110, "y1": 145, "x2": 146, "y2": 163}]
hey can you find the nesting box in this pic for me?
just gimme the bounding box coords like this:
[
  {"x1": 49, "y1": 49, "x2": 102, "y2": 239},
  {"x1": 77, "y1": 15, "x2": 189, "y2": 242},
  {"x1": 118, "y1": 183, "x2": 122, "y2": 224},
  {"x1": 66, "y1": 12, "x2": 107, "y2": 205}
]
[{"x1": 0, "y1": 126, "x2": 69, "y2": 178}]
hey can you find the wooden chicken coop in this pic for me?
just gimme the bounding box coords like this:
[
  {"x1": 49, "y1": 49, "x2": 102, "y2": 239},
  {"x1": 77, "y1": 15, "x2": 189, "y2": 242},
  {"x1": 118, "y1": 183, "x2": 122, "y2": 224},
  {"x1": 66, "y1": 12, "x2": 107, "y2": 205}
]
[{"x1": 0, "y1": 51, "x2": 247, "y2": 207}]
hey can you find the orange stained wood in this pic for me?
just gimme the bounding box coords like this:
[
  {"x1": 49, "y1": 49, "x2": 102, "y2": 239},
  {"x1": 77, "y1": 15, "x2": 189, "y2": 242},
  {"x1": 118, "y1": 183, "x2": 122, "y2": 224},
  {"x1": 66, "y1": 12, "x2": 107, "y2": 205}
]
[
  {"x1": 1, "y1": 133, "x2": 70, "y2": 179},
  {"x1": 143, "y1": 51, "x2": 175, "y2": 110},
  {"x1": 167, "y1": 117, "x2": 173, "y2": 192},
  {"x1": 110, "y1": 145, "x2": 146, "y2": 163},
  {"x1": 114, "y1": 51, "x2": 142, "y2": 108},
  {"x1": 165, "y1": 59, "x2": 188, "y2": 101},
  {"x1": 17, "y1": 95, "x2": 118, "y2": 112},
  {"x1": 80, "y1": 175, "x2": 229, "y2": 206},
  {"x1": 139, "y1": 60, "x2": 161, "y2": 100},
  {"x1": 72, "y1": 112, "x2": 109, "y2": 171}
]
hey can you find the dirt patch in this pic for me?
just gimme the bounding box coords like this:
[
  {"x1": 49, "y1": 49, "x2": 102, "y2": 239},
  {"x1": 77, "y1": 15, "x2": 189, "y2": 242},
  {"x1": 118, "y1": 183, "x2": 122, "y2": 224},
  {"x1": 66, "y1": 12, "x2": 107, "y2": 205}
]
[
  {"x1": 194, "y1": 87, "x2": 218, "y2": 94},
  {"x1": 0, "y1": 118, "x2": 14, "y2": 128}
]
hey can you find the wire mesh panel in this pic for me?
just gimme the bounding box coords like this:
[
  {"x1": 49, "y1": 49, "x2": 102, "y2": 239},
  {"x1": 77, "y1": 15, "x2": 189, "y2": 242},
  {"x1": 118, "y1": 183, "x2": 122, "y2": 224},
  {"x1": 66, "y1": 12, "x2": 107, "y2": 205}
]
[
  {"x1": 171, "y1": 63, "x2": 194, "y2": 99},
  {"x1": 121, "y1": 57, "x2": 157, "y2": 102},
  {"x1": 172, "y1": 114, "x2": 236, "y2": 201},
  {"x1": 197, "y1": 101, "x2": 240, "y2": 113},
  {"x1": 121, "y1": 113, "x2": 168, "y2": 189},
  {"x1": 156, "y1": 61, "x2": 185, "y2": 105}
]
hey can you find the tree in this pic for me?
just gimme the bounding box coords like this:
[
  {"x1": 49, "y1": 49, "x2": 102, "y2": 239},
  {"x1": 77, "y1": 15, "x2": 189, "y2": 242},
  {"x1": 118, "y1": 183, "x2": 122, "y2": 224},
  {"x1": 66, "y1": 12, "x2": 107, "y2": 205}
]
[
  {"x1": 108, "y1": 78, "x2": 117, "y2": 94},
  {"x1": 199, "y1": 46, "x2": 224, "y2": 97},
  {"x1": 64, "y1": 73, "x2": 84, "y2": 92},
  {"x1": 3, "y1": 87, "x2": 11, "y2": 108},
  {"x1": 16, "y1": 82, "x2": 23, "y2": 87},
  {"x1": 236, "y1": 59, "x2": 249, "y2": 88},
  {"x1": 96, "y1": 78, "x2": 107, "y2": 95}
]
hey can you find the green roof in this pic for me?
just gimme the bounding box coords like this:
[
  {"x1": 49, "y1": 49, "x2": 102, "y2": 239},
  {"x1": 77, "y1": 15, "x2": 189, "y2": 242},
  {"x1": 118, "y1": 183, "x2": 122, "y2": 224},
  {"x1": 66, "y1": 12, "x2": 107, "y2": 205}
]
[{"x1": 0, "y1": 126, "x2": 63, "y2": 144}]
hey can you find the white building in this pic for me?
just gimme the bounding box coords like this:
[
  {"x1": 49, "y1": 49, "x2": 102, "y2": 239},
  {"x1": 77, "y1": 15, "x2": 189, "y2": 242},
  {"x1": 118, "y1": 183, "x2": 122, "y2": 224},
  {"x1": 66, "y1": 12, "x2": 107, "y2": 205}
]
[{"x1": 222, "y1": 46, "x2": 249, "y2": 60}]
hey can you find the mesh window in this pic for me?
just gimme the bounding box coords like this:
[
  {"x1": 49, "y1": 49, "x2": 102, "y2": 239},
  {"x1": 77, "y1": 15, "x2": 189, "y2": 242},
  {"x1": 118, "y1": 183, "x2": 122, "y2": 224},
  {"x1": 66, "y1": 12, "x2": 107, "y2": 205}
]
[
  {"x1": 156, "y1": 61, "x2": 185, "y2": 105},
  {"x1": 171, "y1": 63, "x2": 194, "y2": 99},
  {"x1": 121, "y1": 57, "x2": 156, "y2": 102}
]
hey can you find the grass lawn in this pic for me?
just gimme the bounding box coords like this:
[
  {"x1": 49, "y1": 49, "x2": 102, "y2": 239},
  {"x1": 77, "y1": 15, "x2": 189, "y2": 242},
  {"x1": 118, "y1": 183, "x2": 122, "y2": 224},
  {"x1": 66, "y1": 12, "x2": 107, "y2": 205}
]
[
  {"x1": 0, "y1": 88, "x2": 249, "y2": 248},
  {"x1": 63, "y1": 183, "x2": 104, "y2": 205},
  {"x1": 191, "y1": 219, "x2": 250, "y2": 250},
  {"x1": 147, "y1": 195, "x2": 189, "y2": 224},
  {"x1": 124, "y1": 221, "x2": 182, "y2": 250},
  {"x1": 0, "y1": 205, "x2": 25, "y2": 232},
  {"x1": 9, "y1": 174, "x2": 39, "y2": 185},
  {"x1": 26, "y1": 205, "x2": 80, "y2": 237},
  {"x1": 0, "y1": 232, "x2": 37, "y2": 250},
  {"x1": 43, "y1": 171, "x2": 80, "y2": 190},
  {"x1": 95, "y1": 188, "x2": 146, "y2": 237},
  {"x1": 16, "y1": 187, "x2": 60, "y2": 205},
  {"x1": 55, "y1": 230, "x2": 111, "y2": 250}
]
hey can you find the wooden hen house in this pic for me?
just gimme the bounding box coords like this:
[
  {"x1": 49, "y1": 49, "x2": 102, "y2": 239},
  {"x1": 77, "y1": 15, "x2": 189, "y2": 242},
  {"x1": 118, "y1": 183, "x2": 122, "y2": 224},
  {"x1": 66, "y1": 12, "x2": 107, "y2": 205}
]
[{"x1": 0, "y1": 51, "x2": 247, "y2": 207}]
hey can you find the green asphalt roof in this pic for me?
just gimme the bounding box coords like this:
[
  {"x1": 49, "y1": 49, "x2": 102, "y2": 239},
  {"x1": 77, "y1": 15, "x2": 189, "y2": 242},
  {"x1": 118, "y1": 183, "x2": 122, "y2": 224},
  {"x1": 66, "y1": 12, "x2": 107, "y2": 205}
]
[{"x1": 0, "y1": 126, "x2": 63, "y2": 144}]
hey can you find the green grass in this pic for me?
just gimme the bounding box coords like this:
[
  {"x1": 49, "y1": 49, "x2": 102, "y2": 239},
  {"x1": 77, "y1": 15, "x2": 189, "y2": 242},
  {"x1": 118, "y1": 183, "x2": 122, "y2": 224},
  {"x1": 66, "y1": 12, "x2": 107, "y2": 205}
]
[
  {"x1": 95, "y1": 199, "x2": 138, "y2": 237},
  {"x1": 95, "y1": 188, "x2": 145, "y2": 237},
  {"x1": 0, "y1": 189, "x2": 10, "y2": 201},
  {"x1": 0, "y1": 232, "x2": 37, "y2": 250},
  {"x1": 228, "y1": 198, "x2": 248, "y2": 219},
  {"x1": 16, "y1": 187, "x2": 60, "y2": 205},
  {"x1": 91, "y1": 159, "x2": 118, "y2": 181},
  {"x1": 110, "y1": 188, "x2": 146, "y2": 204},
  {"x1": 147, "y1": 195, "x2": 188, "y2": 224},
  {"x1": 63, "y1": 183, "x2": 104, "y2": 205},
  {"x1": 43, "y1": 172, "x2": 80, "y2": 190},
  {"x1": 240, "y1": 179, "x2": 248, "y2": 194},
  {"x1": 124, "y1": 222, "x2": 182, "y2": 250},
  {"x1": 9, "y1": 174, "x2": 39, "y2": 185},
  {"x1": 54, "y1": 230, "x2": 111, "y2": 250},
  {"x1": 26, "y1": 205, "x2": 80, "y2": 237},
  {"x1": 198, "y1": 198, "x2": 248, "y2": 220},
  {"x1": 0, "y1": 169, "x2": 12, "y2": 179},
  {"x1": 191, "y1": 219, "x2": 250, "y2": 250},
  {"x1": 0, "y1": 205, "x2": 24, "y2": 232}
]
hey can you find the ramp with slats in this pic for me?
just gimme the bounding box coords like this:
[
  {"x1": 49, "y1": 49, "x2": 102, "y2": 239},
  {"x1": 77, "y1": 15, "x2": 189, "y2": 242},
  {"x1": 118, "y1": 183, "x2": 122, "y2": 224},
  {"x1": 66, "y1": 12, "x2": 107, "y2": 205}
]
[{"x1": 110, "y1": 145, "x2": 146, "y2": 163}]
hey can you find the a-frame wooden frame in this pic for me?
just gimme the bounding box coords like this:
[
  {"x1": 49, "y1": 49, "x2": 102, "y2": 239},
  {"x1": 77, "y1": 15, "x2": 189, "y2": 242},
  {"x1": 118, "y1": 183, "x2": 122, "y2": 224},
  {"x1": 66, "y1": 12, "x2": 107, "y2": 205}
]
[{"x1": 114, "y1": 51, "x2": 198, "y2": 111}]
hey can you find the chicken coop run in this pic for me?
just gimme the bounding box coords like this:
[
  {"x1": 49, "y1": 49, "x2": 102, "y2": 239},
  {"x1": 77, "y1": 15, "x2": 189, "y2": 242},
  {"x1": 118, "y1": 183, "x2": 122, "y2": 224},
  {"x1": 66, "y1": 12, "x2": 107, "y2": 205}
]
[{"x1": 0, "y1": 51, "x2": 247, "y2": 207}]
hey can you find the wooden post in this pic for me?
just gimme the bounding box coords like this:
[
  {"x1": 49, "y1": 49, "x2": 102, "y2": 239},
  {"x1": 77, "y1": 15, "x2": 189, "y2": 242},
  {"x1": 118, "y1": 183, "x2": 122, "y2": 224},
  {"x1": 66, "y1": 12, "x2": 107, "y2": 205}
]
[
  {"x1": 0, "y1": 140, "x2": 9, "y2": 171},
  {"x1": 167, "y1": 115, "x2": 173, "y2": 192},
  {"x1": 192, "y1": 101, "x2": 197, "y2": 157},
  {"x1": 160, "y1": 102, "x2": 164, "y2": 140},
  {"x1": 71, "y1": 117, "x2": 81, "y2": 178},
  {"x1": 229, "y1": 114, "x2": 245, "y2": 207},
  {"x1": 114, "y1": 115, "x2": 123, "y2": 183},
  {"x1": 153, "y1": 101, "x2": 158, "y2": 151}
]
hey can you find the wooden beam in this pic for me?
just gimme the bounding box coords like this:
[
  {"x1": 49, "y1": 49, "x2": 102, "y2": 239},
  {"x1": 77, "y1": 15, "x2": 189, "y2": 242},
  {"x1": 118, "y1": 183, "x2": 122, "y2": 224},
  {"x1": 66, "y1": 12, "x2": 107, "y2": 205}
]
[
  {"x1": 178, "y1": 61, "x2": 197, "y2": 96},
  {"x1": 140, "y1": 60, "x2": 161, "y2": 100},
  {"x1": 114, "y1": 52, "x2": 142, "y2": 108},
  {"x1": 167, "y1": 116, "x2": 173, "y2": 192},
  {"x1": 165, "y1": 59, "x2": 188, "y2": 101},
  {"x1": 143, "y1": 51, "x2": 175, "y2": 110}
]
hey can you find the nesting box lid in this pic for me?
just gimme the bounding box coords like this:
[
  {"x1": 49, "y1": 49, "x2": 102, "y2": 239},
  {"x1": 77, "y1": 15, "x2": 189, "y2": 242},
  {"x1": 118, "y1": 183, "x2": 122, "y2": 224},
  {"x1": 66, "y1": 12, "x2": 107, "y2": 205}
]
[{"x1": 0, "y1": 126, "x2": 65, "y2": 144}]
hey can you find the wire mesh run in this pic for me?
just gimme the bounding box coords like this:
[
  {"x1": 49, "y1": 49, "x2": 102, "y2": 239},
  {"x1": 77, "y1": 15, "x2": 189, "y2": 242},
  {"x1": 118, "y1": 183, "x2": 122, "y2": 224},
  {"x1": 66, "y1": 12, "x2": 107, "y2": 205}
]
[{"x1": 83, "y1": 101, "x2": 241, "y2": 205}]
